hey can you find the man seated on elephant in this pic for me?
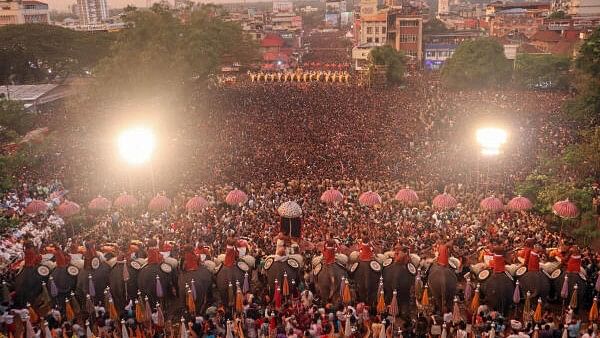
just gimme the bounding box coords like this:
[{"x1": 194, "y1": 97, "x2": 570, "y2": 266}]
[
  {"x1": 527, "y1": 245, "x2": 542, "y2": 272},
  {"x1": 394, "y1": 244, "x2": 409, "y2": 264},
  {"x1": 182, "y1": 245, "x2": 200, "y2": 272},
  {"x1": 83, "y1": 240, "x2": 98, "y2": 269},
  {"x1": 436, "y1": 238, "x2": 452, "y2": 267},
  {"x1": 223, "y1": 235, "x2": 239, "y2": 267},
  {"x1": 358, "y1": 236, "x2": 374, "y2": 262},
  {"x1": 322, "y1": 238, "x2": 338, "y2": 265},
  {"x1": 146, "y1": 239, "x2": 164, "y2": 265},
  {"x1": 492, "y1": 246, "x2": 508, "y2": 274},
  {"x1": 23, "y1": 240, "x2": 41, "y2": 268},
  {"x1": 518, "y1": 238, "x2": 536, "y2": 266},
  {"x1": 274, "y1": 232, "x2": 290, "y2": 261},
  {"x1": 565, "y1": 246, "x2": 581, "y2": 274},
  {"x1": 52, "y1": 244, "x2": 71, "y2": 268},
  {"x1": 195, "y1": 243, "x2": 211, "y2": 262}
]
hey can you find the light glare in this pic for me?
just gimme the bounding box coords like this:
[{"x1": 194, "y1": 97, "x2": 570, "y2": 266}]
[
  {"x1": 118, "y1": 127, "x2": 156, "y2": 165},
  {"x1": 476, "y1": 128, "x2": 507, "y2": 149}
]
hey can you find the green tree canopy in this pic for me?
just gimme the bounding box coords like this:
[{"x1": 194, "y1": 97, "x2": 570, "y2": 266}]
[
  {"x1": 424, "y1": 18, "x2": 450, "y2": 35},
  {"x1": 92, "y1": 4, "x2": 258, "y2": 102},
  {"x1": 0, "y1": 99, "x2": 34, "y2": 142},
  {"x1": 514, "y1": 53, "x2": 571, "y2": 89},
  {"x1": 0, "y1": 24, "x2": 114, "y2": 84},
  {"x1": 441, "y1": 38, "x2": 512, "y2": 89},
  {"x1": 369, "y1": 45, "x2": 406, "y2": 84}
]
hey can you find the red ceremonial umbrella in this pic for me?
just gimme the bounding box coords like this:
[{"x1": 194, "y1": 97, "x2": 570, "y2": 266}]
[
  {"x1": 88, "y1": 196, "x2": 111, "y2": 211},
  {"x1": 552, "y1": 199, "x2": 578, "y2": 218},
  {"x1": 225, "y1": 189, "x2": 248, "y2": 206},
  {"x1": 57, "y1": 201, "x2": 81, "y2": 218},
  {"x1": 480, "y1": 196, "x2": 504, "y2": 213},
  {"x1": 113, "y1": 193, "x2": 138, "y2": 209},
  {"x1": 24, "y1": 200, "x2": 48, "y2": 215},
  {"x1": 359, "y1": 191, "x2": 382, "y2": 207},
  {"x1": 432, "y1": 193, "x2": 457, "y2": 210},
  {"x1": 507, "y1": 195, "x2": 533, "y2": 211},
  {"x1": 148, "y1": 195, "x2": 171, "y2": 213},
  {"x1": 394, "y1": 187, "x2": 419, "y2": 206},
  {"x1": 320, "y1": 188, "x2": 343, "y2": 204},
  {"x1": 186, "y1": 195, "x2": 209, "y2": 213}
]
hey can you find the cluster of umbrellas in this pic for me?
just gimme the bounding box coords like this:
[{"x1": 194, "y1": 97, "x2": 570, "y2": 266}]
[{"x1": 22, "y1": 187, "x2": 580, "y2": 219}]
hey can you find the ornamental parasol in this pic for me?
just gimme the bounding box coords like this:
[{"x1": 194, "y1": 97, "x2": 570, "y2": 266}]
[
  {"x1": 88, "y1": 196, "x2": 111, "y2": 211},
  {"x1": 480, "y1": 196, "x2": 504, "y2": 213},
  {"x1": 278, "y1": 201, "x2": 302, "y2": 218},
  {"x1": 358, "y1": 191, "x2": 382, "y2": 207},
  {"x1": 432, "y1": 193, "x2": 457, "y2": 210},
  {"x1": 24, "y1": 200, "x2": 48, "y2": 215},
  {"x1": 114, "y1": 193, "x2": 138, "y2": 209},
  {"x1": 320, "y1": 188, "x2": 343, "y2": 204},
  {"x1": 394, "y1": 187, "x2": 419, "y2": 205},
  {"x1": 552, "y1": 199, "x2": 579, "y2": 218},
  {"x1": 57, "y1": 201, "x2": 80, "y2": 218},
  {"x1": 148, "y1": 195, "x2": 171, "y2": 213},
  {"x1": 225, "y1": 189, "x2": 248, "y2": 206},
  {"x1": 507, "y1": 195, "x2": 533, "y2": 211},
  {"x1": 186, "y1": 195, "x2": 209, "y2": 213}
]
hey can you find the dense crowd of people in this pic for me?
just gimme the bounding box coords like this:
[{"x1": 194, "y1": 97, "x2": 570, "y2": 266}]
[{"x1": 0, "y1": 32, "x2": 598, "y2": 337}]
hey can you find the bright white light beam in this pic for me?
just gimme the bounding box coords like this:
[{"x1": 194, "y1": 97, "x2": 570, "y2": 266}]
[
  {"x1": 118, "y1": 127, "x2": 156, "y2": 165},
  {"x1": 476, "y1": 127, "x2": 507, "y2": 155}
]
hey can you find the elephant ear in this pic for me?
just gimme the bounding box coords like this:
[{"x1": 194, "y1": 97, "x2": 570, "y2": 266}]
[{"x1": 264, "y1": 257, "x2": 274, "y2": 271}]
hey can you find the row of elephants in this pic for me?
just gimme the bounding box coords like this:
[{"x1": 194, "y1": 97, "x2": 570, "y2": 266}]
[{"x1": 10, "y1": 250, "x2": 595, "y2": 319}]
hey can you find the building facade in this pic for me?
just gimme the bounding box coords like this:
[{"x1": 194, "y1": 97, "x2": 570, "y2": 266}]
[
  {"x1": 0, "y1": 0, "x2": 49, "y2": 26},
  {"x1": 77, "y1": 0, "x2": 109, "y2": 25},
  {"x1": 360, "y1": 13, "x2": 387, "y2": 45},
  {"x1": 388, "y1": 15, "x2": 423, "y2": 60}
]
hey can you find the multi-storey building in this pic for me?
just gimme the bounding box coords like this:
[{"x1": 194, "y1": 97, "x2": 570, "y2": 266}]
[
  {"x1": 77, "y1": 0, "x2": 109, "y2": 25},
  {"x1": 387, "y1": 11, "x2": 423, "y2": 60},
  {"x1": 360, "y1": 13, "x2": 388, "y2": 45},
  {"x1": 0, "y1": 0, "x2": 49, "y2": 26}
]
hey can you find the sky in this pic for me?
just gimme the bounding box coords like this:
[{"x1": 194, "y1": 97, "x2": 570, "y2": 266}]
[{"x1": 47, "y1": 0, "x2": 233, "y2": 11}]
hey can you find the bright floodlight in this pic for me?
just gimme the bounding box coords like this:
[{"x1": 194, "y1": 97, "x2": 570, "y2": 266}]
[
  {"x1": 118, "y1": 127, "x2": 156, "y2": 165},
  {"x1": 476, "y1": 127, "x2": 507, "y2": 155}
]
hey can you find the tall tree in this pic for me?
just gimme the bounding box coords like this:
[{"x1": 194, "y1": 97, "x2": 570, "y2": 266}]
[
  {"x1": 369, "y1": 45, "x2": 406, "y2": 84},
  {"x1": 441, "y1": 38, "x2": 512, "y2": 89},
  {"x1": 566, "y1": 28, "x2": 600, "y2": 125},
  {"x1": 514, "y1": 54, "x2": 570, "y2": 89}
]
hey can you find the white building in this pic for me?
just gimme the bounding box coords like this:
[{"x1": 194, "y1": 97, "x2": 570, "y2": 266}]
[
  {"x1": 77, "y1": 0, "x2": 109, "y2": 25},
  {"x1": 360, "y1": 13, "x2": 387, "y2": 45},
  {"x1": 273, "y1": 0, "x2": 293, "y2": 13},
  {"x1": 567, "y1": 0, "x2": 600, "y2": 16},
  {"x1": 0, "y1": 0, "x2": 49, "y2": 26}
]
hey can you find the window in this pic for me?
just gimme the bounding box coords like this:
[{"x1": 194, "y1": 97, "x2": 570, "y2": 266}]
[
  {"x1": 426, "y1": 50, "x2": 435, "y2": 57},
  {"x1": 399, "y1": 20, "x2": 418, "y2": 27},
  {"x1": 367, "y1": 26, "x2": 373, "y2": 34},
  {"x1": 367, "y1": 37, "x2": 373, "y2": 43},
  {"x1": 374, "y1": 26, "x2": 379, "y2": 34},
  {"x1": 400, "y1": 34, "x2": 417, "y2": 43},
  {"x1": 381, "y1": 27, "x2": 386, "y2": 34},
  {"x1": 407, "y1": 50, "x2": 417, "y2": 57},
  {"x1": 375, "y1": 37, "x2": 379, "y2": 43}
]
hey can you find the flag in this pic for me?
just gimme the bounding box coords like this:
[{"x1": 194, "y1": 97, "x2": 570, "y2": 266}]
[
  {"x1": 121, "y1": 320, "x2": 129, "y2": 338},
  {"x1": 65, "y1": 300, "x2": 75, "y2": 322},
  {"x1": 569, "y1": 285, "x2": 578, "y2": 309},
  {"x1": 470, "y1": 287, "x2": 479, "y2": 314},
  {"x1": 422, "y1": 285, "x2": 430, "y2": 306},
  {"x1": 49, "y1": 277, "x2": 59, "y2": 297},
  {"x1": 561, "y1": 275, "x2": 569, "y2": 299},
  {"x1": 156, "y1": 303, "x2": 165, "y2": 327},
  {"x1": 88, "y1": 275, "x2": 96, "y2": 298},
  {"x1": 534, "y1": 298, "x2": 542, "y2": 322},
  {"x1": 389, "y1": 290, "x2": 399, "y2": 318},
  {"x1": 282, "y1": 273, "x2": 290, "y2": 297},
  {"x1": 342, "y1": 279, "x2": 351, "y2": 305},
  {"x1": 376, "y1": 290, "x2": 385, "y2": 314},
  {"x1": 589, "y1": 296, "x2": 598, "y2": 322},
  {"x1": 243, "y1": 273, "x2": 250, "y2": 294},
  {"x1": 452, "y1": 297, "x2": 461, "y2": 324},
  {"x1": 187, "y1": 290, "x2": 195, "y2": 315},
  {"x1": 513, "y1": 281, "x2": 521, "y2": 304},
  {"x1": 464, "y1": 278, "x2": 472, "y2": 303},
  {"x1": 108, "y1": 298, "x2": 118, "y2": 321},
  {"x1": 135, "y1": 300, "x2": 145, "y2": 323},
  {"x1": 523, "y1": 291, "x2": 532, "y2": 324},
  {"x1": 155, "y1": 276, "x2": 164, "y2": 298}
]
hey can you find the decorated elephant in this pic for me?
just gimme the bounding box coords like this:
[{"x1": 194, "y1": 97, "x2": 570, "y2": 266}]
[
  {"x1": 137, "y1": 257, "x2": 178, "y2": 308},
  {"x1": 381, "y1": 254, "x2": 417, "y2": 317},
  {"x1": 515, "y1": 266, "x2": 551, "y2": 301},
  {"x1": 263, "y1": 254, "x2": 302, "y2": 296},
  {"x1": 75, "y1": 257, "x2": 112, "y2": 305},
  {"x1": 107, "y1": 259, "x2": 142, "y2": 313},
  {"x1": 551, "y1": 270, "x2": 587, "y2": 312},
  {"x1": 349, "y1": 256, "x2": 382, "y2": 306},
  {"x1": 14, "y1": 265, "x2": 49, "y2": 308},
  {"x1": 312, "y1": 254, "x2": 348, "y2": 304},
  {"x1": 214, "y1": 255, "x2": 255, "y2": 306},
  {"x1": 477, "y1": 269, "x2": 514, "y2": 315},
  {"x1": 49, "y1": 265, "x2": 78, "y2": 310},
  {"x1": 177, "y1": 249, "x2": 214, "y2": 315},
  {"x1": 427, "y1": 264, "x2": 457, "y2": 313}
]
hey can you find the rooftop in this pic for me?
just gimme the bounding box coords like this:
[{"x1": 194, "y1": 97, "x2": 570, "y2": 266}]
[{"x1": 0, "y1": 84, "x2": 58, "y2": 102}]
